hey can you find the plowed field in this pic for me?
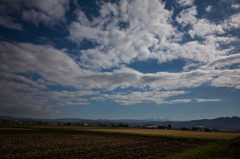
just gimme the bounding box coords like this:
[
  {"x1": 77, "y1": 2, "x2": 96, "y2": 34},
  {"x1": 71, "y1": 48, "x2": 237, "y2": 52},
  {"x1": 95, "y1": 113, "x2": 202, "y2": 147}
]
[{"x1": 0, "y1": 132, "x2": 208, "y2": 159}]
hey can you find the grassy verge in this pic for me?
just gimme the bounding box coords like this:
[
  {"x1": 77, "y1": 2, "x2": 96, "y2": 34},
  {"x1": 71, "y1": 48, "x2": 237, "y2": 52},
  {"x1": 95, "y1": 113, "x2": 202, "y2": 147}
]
[{"x1": 163, "y1": 137, "x2": 240, "y2": 159}]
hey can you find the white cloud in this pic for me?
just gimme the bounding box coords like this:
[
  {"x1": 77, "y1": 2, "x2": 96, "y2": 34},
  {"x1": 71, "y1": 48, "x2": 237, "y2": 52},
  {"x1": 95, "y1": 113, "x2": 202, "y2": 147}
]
[
  {"x1": 0, "y1": 42, "x2": 90, "y2": 87},
  {"x1": 113, "y1": 94, "x2": 192, "y2": 106},
  {"x1": 223, "y1": 13, "x2": 240, "y2": 29},
  {"x1": 0, "y1": 72, "x2": 46, "y2": 89},
  {"x1": 0, "y1": 0, "x2": 240, "y2": 113},
  {"x1": 183, "y1": 62, "x2": 203, "y2": 72},
  {"x1": 210, "y1": 69, "x2": 240, "y2": 89},
  {"x1": 22, "y1": 0, "x2": 70, "y2": 26},
  {"x1": 168, "y1": 99, "x2": 192, "y2": 104},
  {"x1": 0, "y1": 0, "x2": 70, "y2": 28},
  {"x1": 0, "y1": 41, "x2": 95, "y2": 115},
  {"x1": 204, "y1": 35, "x2": 237, "y2": 46},
  {"x1": 114, "y1": 100, "x2": 143, "y2": 105},
  {"x1": 0, "y1": 1, "x2": 23, "y2": 30},
  {"x1": 57, "y1": 102, "x2": 90, "y2": 107},
  {"x1": 0, "y1": 80, "x2": 59, "y2": 116},
  {"x1": 206, "y1": 53, "x2": 240, "y2": 69},
  {"x1": 0, "y1": 15, "x2": 23, "y2": 30},
  {"x1": 196, "y1": 98, "x2": 221, "y2": 102},
  {"x1": 176, "y1": 0, "x2": 194, "y2": 7},
  {"x1": 109, "y1": 90, "x2": 190, "y2": 105},
  {"x1": 68, "y1": 0, "x2": 237, "y2": 72},
  {"x1": 69, "y1": 0, "x2": 180, "y2": 70},
  {"x1": 1, "y1": 41, "x2": 240, "y2": 93},
  {"x1": 188, "y1": 19, "x2": 225, "y2": 38},
  {"x1": 176, "y1": 6, "x2": 197, "y2": 26},
  {"x1": 205, "y1": 5, "x2": 212, "y2": 12},
  {"x1": 0, "y1": 77, "x2": 95, "y2": 116},
  {"x1": 0, "y1": 104, "x2": 59, "y2": 117},
  {"x1": 176, "y1": 6, "x2": 225, "y2": 38},
  {"x1": 231, "y1": 4, "x2": 240, "y2": 10}
]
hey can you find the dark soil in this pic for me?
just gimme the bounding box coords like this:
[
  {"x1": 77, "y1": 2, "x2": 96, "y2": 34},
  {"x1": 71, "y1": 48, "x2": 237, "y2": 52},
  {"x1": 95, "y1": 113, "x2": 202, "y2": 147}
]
[{"x1": 0, "y1": 132, "x2": 209, "y2": 159}]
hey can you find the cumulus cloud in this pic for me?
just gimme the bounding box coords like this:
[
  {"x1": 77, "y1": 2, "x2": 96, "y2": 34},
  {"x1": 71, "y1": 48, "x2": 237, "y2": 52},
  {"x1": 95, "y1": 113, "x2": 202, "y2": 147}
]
[
  {"x1": 68, "y1": 0, "x2": 238, "y2": 72},
  {"x1": 231, "y1": 4, "x2": 240, "y2": 10},
  {"x1": 0, "y1": 0, "x2": 240, "y2": 113},
  {"x1": 2, "y1": 39, "x2": 240, "y2": 94},
  {"x1": 0, "y1": 1, "x2": 23, "y2": 30},
  {"x1": 0, "y1": 42, "x2": 93, "y2": 116},
  {"x1": 0, "y1": 0, "x2": 69, "y2": 28},
  {"x1": 0, "y1": 76, "x2": 95, "y2": 116},
  {"x1": 223, "y1": 13, "x2": 240, "y2": 29},
  {"x1": 0, "y1": 104, "x2": 59, "y2": 117},
  {"x1": 69, "y1": 0, "x2": 180, "y2": 70},
  {"x1": 176, "y1": 0, "x2": 194, "y2": 7},
  {"x1": 108, "y1": 90, "x2": 190, "y2": 105},
  {"x1": 188, "y1": 19, "x2": 225, "y2": 38},
  {"x1": 22, "y1": 0, "x2": 70, "y2": 26},
  {"x1": 1, "y1": 41, "x2": 240, "y2": 92},
  {"x1": 0, "y1": 72, "x2": 46, "y2": 89},
  {"x1": 0, "y1": 42, "x2": 90, "y2": 87},
  {"x1": 176, "y1": 6, "x2": 197, "y2": 26},
  {"x1": 205, "y1": 5, "x2": 212, "y2": 12},
  {"x1": 0, "y1": 15, "x2": 23, "y2": 30},
  {"x1": 196, "y1": 98, "x2": 222, "y2": 102},
  {"x1": 0, "y1": 80, "x2": 59, "y2": 116},
  {"x1": 176, "y1": 6, "x2": 225, "y2": 38}
]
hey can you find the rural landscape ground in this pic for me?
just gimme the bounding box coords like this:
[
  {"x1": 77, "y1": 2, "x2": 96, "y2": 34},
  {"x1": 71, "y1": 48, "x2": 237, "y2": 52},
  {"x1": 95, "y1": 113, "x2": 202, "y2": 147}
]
[{"x1": 1, "y1": 124, "x2": 240, "y2": 159}]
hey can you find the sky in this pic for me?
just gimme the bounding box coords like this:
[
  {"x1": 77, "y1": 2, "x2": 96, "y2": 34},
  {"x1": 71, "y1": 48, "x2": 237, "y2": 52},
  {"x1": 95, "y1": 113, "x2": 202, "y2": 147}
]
[{"x1": 0, "y1": 0, "x2": 240, "y2": 120}]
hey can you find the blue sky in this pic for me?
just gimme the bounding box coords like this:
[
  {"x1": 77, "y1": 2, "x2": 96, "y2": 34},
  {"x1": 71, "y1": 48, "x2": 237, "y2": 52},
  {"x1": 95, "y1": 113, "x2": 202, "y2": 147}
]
[{"x1": 0, "y1": 0, "x2": 240, "y2": 120}]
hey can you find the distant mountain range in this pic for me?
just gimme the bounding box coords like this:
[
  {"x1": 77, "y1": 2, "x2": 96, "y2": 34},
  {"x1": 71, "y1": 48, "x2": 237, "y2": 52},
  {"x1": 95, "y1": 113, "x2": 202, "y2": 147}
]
[
  {"x1": 0, "y1": 116, "x2": 240, "y2": 131},
  {"x1": 145, "y1": 116, "x2": 182, "y2": 122},
  {"x1": 167, "y1": 116, "x2": 240, "y2": 131}
]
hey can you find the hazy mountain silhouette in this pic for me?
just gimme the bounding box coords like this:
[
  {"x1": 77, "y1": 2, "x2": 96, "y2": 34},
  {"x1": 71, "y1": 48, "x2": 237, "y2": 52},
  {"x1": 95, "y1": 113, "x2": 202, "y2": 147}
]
[{"x1": 0, "y1": 116, "x2": 239, "y2": 131}]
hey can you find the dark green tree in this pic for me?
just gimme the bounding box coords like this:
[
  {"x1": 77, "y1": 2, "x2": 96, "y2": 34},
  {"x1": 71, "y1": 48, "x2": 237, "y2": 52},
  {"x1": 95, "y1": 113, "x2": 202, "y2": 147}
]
[{"x1": 167, "y1": 124, "x2": 172, "y2": 129}]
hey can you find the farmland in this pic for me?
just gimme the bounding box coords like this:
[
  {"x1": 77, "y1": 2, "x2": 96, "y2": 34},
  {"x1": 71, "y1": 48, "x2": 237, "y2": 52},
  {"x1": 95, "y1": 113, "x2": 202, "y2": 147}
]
[
  {"x1": 83, "y1": 128, "x2": 240, "y2": 139},
  {"x1": 2, "y1": 124, "x2": 240, "y2": 139},
  {"x1": 1, "y1": 124, "x2": 240, "y2": 158},
  {"x1": 0, "y1": 131, "x2": 208, "y2": 159}
]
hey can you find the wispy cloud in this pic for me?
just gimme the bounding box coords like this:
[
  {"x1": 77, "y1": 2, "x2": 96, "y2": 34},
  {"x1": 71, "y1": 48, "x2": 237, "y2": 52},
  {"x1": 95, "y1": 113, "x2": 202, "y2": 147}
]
[
  {"x1": 24, "y1": 0, "x2": 69, "y2": 25},
  {"x1": 168, "y1": 99, "x2": 192, "y2": 104},
  {"x1": 0, "y1": 0, "x2": 70, "y2": 28},
  {"x1": 176, "y1": 0, "x2": 194, "y2": 7},
  {"x1": 107, "y1": 90, "x2": 189, "y2": 105},
  {"x1": 0, "y1": 15, "x2": 23, "y2": 30},
  {"x1": 196, "y1": 98, "x2": 222, "y2": 103}
]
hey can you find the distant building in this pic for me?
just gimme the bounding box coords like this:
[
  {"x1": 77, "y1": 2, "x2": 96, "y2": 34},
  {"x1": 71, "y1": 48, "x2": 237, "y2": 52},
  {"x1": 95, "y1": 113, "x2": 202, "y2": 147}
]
[
  {"x1": 192, "y1": 126, "x2": 205, "y2": 131},
  {"x1": 157, "y1": 124, "x2": 166, "y2": 129},
  {"x1": 144, "y1": 125, "x2": 158, "y2": 129},
  {"x1": 181, "y1": 127, "x2": 188, "y2": 131}
]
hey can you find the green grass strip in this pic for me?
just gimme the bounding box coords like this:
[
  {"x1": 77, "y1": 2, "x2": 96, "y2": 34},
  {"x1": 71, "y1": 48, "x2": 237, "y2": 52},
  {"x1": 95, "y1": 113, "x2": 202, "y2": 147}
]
[{"x1": 163, "y1": 137, "x2": 240, "y2": 159}]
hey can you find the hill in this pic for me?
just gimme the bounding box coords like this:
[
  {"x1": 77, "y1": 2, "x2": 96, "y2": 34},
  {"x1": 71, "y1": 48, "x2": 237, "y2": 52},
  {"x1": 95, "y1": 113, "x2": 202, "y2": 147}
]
[{"x1": 0, "y1": 116, "x2": 240, "y2": 131}]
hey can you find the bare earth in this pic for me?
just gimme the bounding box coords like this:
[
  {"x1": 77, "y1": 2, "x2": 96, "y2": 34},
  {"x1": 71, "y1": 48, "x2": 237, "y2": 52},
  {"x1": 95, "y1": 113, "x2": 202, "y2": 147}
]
[
  {"x1": 83, "y1": 128, "x2": 240, "y2": 139},
  {"x1": 0, "y1": 132, "x2": 208, "y2": 159}
]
